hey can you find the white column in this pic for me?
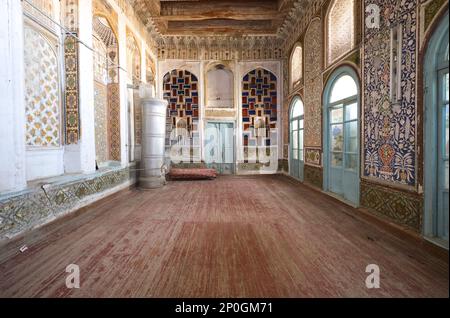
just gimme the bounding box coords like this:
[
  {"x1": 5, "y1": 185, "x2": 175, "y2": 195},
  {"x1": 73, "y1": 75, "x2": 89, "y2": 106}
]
[
  {"x1": 118, "y1": 15, "x2": 129, "y2": 166},
  {"x1": 0, "y1": 0, "x2": 27, "y2": 192},
  {"x1": 64, "y1": 0, "x2": 96, "y2": 174}
]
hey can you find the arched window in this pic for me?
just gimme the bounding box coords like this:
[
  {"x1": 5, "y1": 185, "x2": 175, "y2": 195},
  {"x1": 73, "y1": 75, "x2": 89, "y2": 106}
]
[
  {"x1": 290, "y1": 45, "x2": 303, "y2": 89},
  {"x1": 291, "y1": 97, "x2": 304, "y2": 118},
  {"x1": 329, "y1": 75, "x2": 358, "y2": 103},
  {"x1": 289, "y1": 97, "x2": 305, "y2": 181},
  {"x1": 323, "y1": 67, "x2": 360, "y2": 205},
  {"x1": 327, "y1": 0, "x2": 355, "y2": 65}
]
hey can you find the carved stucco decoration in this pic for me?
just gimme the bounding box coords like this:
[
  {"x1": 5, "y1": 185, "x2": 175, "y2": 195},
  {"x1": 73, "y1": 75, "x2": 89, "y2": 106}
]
[
  {"x1": 157, "y1": 36, "x2": 284, "y2": 61},
  {"x1": 304, "y1": 18, "x2": 323, "y2": 149}
]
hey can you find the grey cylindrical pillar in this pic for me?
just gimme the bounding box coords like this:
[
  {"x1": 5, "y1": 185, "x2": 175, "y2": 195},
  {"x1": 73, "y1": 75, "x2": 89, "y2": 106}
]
[{"x1": 140, "y1": 97, "x2": 168, "y2": 189}]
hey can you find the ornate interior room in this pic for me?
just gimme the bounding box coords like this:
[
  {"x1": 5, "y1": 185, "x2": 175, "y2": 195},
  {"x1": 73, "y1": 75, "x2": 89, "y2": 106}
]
[{"x1": 0, "y1": 0, "x2": 448, "y2": 297}]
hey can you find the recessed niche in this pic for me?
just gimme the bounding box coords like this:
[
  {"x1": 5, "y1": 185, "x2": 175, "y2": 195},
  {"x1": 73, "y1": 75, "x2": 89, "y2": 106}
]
[{"x1": 206, "y1": 65, "x2": 233, "y2": 108}]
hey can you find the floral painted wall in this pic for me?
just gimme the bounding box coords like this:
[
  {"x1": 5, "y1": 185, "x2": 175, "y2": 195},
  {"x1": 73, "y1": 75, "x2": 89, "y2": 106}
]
[{"x1": 363, "y1": 0, "x2": 418, "y2": 187}]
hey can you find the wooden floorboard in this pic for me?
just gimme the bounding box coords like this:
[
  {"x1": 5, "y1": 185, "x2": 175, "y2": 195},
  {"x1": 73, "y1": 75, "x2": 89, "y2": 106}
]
[{"x1": 0, "y1": 175, "x2": 448, "y2": 297}]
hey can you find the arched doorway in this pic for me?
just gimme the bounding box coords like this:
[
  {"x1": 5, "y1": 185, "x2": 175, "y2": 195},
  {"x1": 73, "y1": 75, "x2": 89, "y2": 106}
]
[
  {"x1": 424, "y1": 12, "x2": 449, "y2": 246},
  {"x1": 323, "y1": 67, "x2": 360, "y2": 205},
  {"x1": 289, "y1": 96, "x2": 305, "y2": 181}
]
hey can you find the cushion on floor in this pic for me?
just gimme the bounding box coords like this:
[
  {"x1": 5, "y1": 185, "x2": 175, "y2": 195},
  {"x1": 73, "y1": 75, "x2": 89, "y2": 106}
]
[{"x1": 168, "y1": 168, "x2": 217, "y2": 180}]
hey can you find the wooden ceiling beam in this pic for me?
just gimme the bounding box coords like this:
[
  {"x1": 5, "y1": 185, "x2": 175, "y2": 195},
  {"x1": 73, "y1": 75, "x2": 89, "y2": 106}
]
[
  {"x1": 165, "y1": 19, "x2": 276, "y2": 35},
  {"x1": 159, "y1": 0, "x2": 280, "y2": 21}
]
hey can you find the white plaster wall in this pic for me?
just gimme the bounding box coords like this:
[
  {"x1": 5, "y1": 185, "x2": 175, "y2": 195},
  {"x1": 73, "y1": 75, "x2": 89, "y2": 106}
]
[
  {"x1": 118, "y1": 15, "x2": 129, "y2": 166},
  {"x1": 64, "y1": 0, "x2": 96, "y2": 175},
  {"x1": 26, "y1": 149, "x2": 64, "y2": 181},
  {"x1": 0, "y1": 0, "x2": 27, "y2": 192}
]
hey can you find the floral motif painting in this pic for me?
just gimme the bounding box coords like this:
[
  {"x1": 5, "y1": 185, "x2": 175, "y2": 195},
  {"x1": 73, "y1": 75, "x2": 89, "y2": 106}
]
[{"x1": 363, "y1": 0, "x2": 417, "y2": 186}]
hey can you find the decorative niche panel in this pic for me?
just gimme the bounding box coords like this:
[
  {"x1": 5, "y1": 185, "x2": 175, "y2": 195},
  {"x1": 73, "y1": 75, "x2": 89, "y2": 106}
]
[
  {"x1": 327, "y1": 0, "x2": 355, "y2": 65},
  {"x1": 304, "y1": 18, "x2": 323, "y2": 149},
  {"x1": 206, "y1": 65, "x2": 234, "y2": 108},
  {"x1": 163, "y1": 69, "x2": 200, "y2": 130},
  {"x1": 241, "y1": 68, "x2": 278, "y2": 162},
  {"x1": 163, "y1": 69, "x2": 200, "y2": 161},
  {"x1": 291, "y1": 45, "x2": 303, "y2": 89},
  {"x1": 23, "y1": 22, "x2": 61, "y2": 148}
]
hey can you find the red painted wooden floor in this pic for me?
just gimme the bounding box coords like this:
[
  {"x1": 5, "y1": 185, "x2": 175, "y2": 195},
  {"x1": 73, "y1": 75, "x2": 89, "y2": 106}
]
[{"x1": 0, "y1": 175, "x2": 448, "y2": 297}]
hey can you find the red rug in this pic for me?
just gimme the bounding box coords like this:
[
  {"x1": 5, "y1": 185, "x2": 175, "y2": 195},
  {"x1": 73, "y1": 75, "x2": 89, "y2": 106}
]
[{"x1": 168, "y1": 168, "x2": 217, "y2": 180}]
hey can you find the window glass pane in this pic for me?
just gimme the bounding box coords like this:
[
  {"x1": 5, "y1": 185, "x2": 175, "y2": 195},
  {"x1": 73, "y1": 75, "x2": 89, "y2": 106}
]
[
  {"x1": 292, "y1": 120, "x2": 298, "y2": 131},
  {"x1": 445, "y1": 161, "x2": 449, "y2": 189},
  {"x1": 446, "y1": 44, "x2": 449, "y2": 61},
  {"x1": 444, "y1": 73, "x2": 449, "y2": 102},
  {"x1": 299, "y1": 150, "x2": 304, "y2": 161},
  {"x1": 293, "y1": 150, "x2": 298, "y2": 160},
  {"x1": 445, "y1": 103, "x2": 449, "y2": 158},
  {"x1": 293, "y1": 131, "x2": 298, "y2": 150},
  {"x1": 345, "y1": 154, "x2": 358, "y2": 171},
  {"x1": 345, "y1": 121, "x2": 358, "y2": 153},
  {"x1": 291, "y1": 98, "x2": 304, "y2": 117},
  {"x1": 330, "y1": 75, "x2": 357, "y2": 103},
  {"x1": 299, "y1": 129, "x2": 304, "y2": 150},
  {"x1": 331, "y1": 124, "x2": 343, "y2": 151},
  {"x1": 345, "y1": 103, "x2": 358, "y2": 121},
  {"x1": 331, "y1": 152, "x2": 343, "y2": 167},
  {"x1": 299, "y1": 119, "x2": 304, "y2": 129},
  {"x1": 330, "y1": 106, "x2": 343, "y2": 123}
]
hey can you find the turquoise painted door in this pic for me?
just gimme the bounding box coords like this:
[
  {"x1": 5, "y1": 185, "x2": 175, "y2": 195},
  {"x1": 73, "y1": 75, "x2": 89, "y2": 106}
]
[
  {"x1": 326, "y1": 74, "x2": 359, "y2": 205},
  {"x1": 205, "y1": 122, "x2": 234, "y2": 174},
  {"x1": 437, "y1": 69, "x2": 449, "y2": 240},
  {"x1": 424, "y1": 12, "x2": 448, "y2": 244},
  {"x1": 289, "y1": 98, "x2": 305, "y2": 181}
]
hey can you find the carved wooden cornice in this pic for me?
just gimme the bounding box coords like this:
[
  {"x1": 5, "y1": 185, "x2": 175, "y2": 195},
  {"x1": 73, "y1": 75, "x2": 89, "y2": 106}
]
[{"x1": 126, "y1": 0, "x2": 327, "y2": 60}]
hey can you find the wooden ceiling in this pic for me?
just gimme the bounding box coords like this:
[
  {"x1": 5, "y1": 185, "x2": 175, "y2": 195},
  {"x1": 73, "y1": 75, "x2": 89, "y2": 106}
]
[{"x1": 135, "y1": 0, "x2": 298, "y2": 36}]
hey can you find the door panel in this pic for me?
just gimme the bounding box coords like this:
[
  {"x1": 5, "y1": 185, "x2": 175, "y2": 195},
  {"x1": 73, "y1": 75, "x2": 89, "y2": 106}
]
[
  {"x1": 437, "y1": 69, "x2": 449, "y2": 240},
  {"x1": 205, "y1": 122, "x2": 235, "y2": 175},
  {"x1": 327, "y1": 83, "x2": 359, "y2": 206},
  {"x1": 290, "y1": 117, "x2": 304, "y2": 181},
  {"x1": 299, "y1": 125, "x2": 304, "y2": 181}
]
